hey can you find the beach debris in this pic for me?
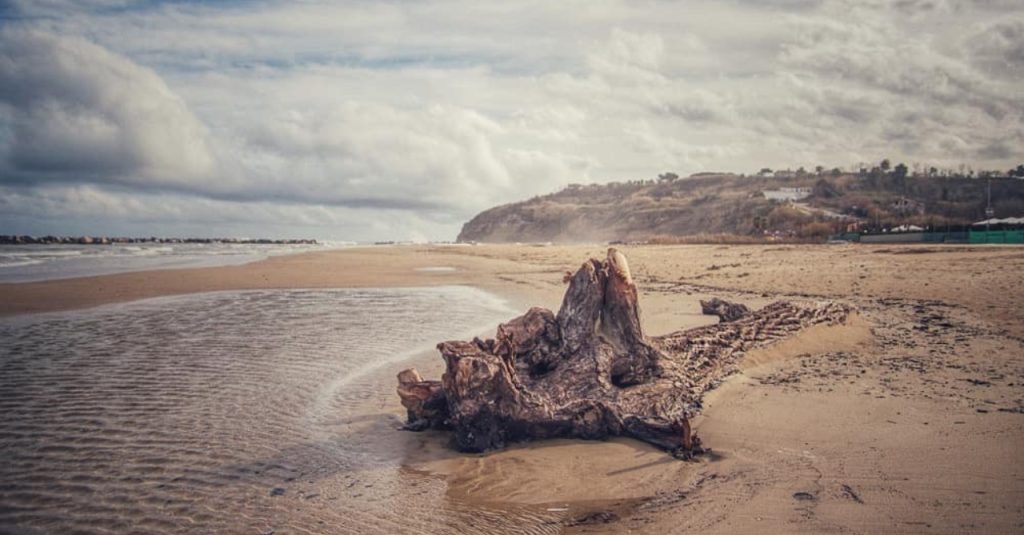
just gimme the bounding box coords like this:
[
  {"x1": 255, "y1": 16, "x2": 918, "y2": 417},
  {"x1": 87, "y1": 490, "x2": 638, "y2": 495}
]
[
  {"x1": 396, "y1": 248, "x2": 851, "y2": 454},
  {"x1": 566, "y1": 511, "x2": 620, "y2": 526},
  {"x1": 793, "y1": 491, "x2": 816, "y2": 501},
  {"x1": 841, "y1": 484, "x2": 864, "y2": 504},
  {"x1": 699, "y1": 297, "x2": 751, "y2": 322}
]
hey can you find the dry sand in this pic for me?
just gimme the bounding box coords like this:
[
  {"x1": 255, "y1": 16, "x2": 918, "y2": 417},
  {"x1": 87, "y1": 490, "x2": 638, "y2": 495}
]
[{"x1": 2, "y1": 243, "x2": 1023, "y2": 533}]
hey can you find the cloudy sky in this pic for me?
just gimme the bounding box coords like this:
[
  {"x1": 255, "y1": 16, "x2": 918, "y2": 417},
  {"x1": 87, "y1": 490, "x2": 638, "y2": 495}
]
[{"x1": 1, "y1": 0, "x2": 1021, "y2": 240}]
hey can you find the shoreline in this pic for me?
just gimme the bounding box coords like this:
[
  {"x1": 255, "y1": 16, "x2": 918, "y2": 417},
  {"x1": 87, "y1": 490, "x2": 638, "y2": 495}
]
[
  {"x1": 2, "y1": 244, "x2": 1022, "y2": 533},
  {"x1": 0, "y1": 241, "x2": 349, "y2": 284},
  {"x1": 3, "y1": 242, "x2": 1021, "y2": 325},
  {"x1": 0, "y1": 246, "x2": 540, "y2": 318}
]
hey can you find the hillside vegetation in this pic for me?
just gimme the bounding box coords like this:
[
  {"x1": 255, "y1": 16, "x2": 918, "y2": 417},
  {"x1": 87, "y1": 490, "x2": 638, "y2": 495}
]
[{"x1": 457, "y1": 170, "x2": 1024, "y2": 243}]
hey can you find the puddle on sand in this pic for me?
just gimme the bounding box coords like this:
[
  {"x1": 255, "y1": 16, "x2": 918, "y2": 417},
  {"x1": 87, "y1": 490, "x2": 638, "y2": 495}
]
[
  {"x1": 414, "y1": 266, "x2": 458, "y2": 273},
  {"x1": 0, "y1": 287, "x2": 595, "y2": 534}
]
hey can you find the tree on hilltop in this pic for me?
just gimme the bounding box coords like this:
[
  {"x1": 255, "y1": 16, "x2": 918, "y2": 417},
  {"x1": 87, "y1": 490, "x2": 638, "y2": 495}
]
[{"x1": 893, "y1": 163, "x2": 908, "y2": 180}]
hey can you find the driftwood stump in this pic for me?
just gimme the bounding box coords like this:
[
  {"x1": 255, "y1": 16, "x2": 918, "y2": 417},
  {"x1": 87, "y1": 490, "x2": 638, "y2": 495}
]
[{"x1": 397, "y1": 249, "x2": 850, "y2": 454}]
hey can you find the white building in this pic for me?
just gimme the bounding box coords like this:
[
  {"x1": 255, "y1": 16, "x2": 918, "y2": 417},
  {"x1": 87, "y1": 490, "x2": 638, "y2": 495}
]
[{"x1": 763, "y1": 187, "x2": 812, "y2": 201}]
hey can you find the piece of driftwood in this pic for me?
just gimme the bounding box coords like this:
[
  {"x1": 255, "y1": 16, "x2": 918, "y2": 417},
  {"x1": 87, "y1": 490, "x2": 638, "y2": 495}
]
[
  {"x1": 699, "y1": 297, "x2": 751, "y2": 322},
  {"x1": 397, "y1": 249, "x2": 850, "y2": 454}
]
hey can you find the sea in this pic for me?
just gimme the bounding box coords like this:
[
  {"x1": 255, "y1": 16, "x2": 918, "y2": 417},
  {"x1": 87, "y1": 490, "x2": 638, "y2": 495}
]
[
  {"x1": 0, "y1": 285, "x2": 582, "y2": 534},
  {"x1": 0, "y1": 242, "x2": 352, "y2": 283}
]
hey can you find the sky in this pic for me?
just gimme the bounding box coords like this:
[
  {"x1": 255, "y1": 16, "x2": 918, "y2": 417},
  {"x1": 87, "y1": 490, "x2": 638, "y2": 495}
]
[{"x1": 0, "y1": 0, "x2": 1021, "y2": 241}]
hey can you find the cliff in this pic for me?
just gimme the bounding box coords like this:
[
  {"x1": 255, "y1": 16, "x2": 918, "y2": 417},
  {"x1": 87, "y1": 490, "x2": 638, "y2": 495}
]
[{"x1": 457, "y1": 173, "x2": 1024, "y2": 243}]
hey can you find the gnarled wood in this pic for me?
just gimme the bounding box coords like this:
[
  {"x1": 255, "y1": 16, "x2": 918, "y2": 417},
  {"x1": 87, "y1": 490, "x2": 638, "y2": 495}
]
[
  {"x1": 396, "y1": 248, "x2": 850, "y2": 454},
  {"x1": 700, "y1": 297, "x2": 751, "y2": 322},
  {"x1": 396, "y1": 369, "x2": 447, "y2": 431}
]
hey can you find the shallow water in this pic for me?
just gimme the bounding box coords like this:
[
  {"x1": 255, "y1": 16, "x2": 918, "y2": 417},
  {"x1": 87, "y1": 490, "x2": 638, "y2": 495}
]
[
  {"x1": 0, "y1": 287, "x2": 568, "y2": 534},
  {"x1": 0, "y1": 242, "x2": 348, "y2": 283}
]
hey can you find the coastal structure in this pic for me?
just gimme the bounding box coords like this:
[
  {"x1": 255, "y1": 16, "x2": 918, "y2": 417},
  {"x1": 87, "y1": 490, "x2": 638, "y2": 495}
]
[
  {"x1": 891, "y1": 196, "x2": 925, "y2": 215},
  {"x1": 762, "y1": 187, "x2": 812, "y2": 201},
  {"x1": 0, "y1": 235, "x2": 317, "y2": 245}
]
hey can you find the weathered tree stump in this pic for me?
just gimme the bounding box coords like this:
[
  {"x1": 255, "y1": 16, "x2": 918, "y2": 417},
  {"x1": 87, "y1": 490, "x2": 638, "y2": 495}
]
[{"x1": 397, "y1": 248, "x2": 850, "y2": 454}]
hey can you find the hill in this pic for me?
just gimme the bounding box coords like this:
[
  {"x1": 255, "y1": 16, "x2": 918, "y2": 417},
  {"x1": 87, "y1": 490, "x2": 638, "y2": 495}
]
[{"x1": 457, "y1": 171, "x2": 1024, "y2": 243}]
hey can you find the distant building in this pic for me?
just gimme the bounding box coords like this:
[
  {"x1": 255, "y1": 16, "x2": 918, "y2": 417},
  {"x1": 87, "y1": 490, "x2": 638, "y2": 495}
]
[
  {"x1": 689, "y1": 172, "x2": 734, "y2": 178},
  {"x1": 891, "y1": 196, "x2": 925, "y2": 215},
  {"x1": 763, "y1": 187, "x2": 812, "y2": 201}
]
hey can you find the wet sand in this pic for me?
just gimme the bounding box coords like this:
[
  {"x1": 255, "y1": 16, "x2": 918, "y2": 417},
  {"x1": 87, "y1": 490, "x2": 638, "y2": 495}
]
[{"x1": 2, "y1": 243, "x2": 1023, "y2": 533}]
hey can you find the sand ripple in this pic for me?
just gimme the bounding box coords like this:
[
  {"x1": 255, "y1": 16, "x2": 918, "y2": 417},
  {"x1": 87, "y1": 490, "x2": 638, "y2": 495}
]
[{"x1": 0, "y1": 288, "x2": 567, "y2": 534}]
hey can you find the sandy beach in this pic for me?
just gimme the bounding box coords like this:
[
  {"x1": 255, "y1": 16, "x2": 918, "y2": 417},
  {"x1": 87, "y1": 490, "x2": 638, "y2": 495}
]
[{"x1": 2, "y1": 243, "x2": 1023, "y2": 533}]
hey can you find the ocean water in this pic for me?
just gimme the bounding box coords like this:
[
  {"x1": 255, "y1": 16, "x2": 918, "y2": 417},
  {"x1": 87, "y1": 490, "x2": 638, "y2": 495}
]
[
  {"x1": 0, "y1": 287, "x2": 564, "y2": 534},
  {"x1": 0, "y1": 242, "x2": 351, "y2": 283}
]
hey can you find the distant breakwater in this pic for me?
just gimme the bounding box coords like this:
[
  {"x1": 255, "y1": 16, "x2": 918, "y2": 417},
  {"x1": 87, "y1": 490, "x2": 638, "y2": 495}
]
[{"x1": 0, "y1": 235, "x2": 318, "y2": 245}]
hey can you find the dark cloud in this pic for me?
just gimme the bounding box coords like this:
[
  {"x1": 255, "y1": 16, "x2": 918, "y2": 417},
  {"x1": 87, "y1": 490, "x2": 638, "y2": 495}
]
[
  {"x1": 0, "y1": 29, "x2": 214, "y2": 185},
  {"x1": 967, "y1": 19, "x2": 1024, "y2": 78}
]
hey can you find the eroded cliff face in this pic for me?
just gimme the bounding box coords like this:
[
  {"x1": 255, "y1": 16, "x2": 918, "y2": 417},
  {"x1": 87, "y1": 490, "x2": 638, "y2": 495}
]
[
  {"x1": 397, "y1": 249, "x2": 851, "y2": 455},
  {"x1": 457, "y1": 173, "x2": 1024, "y2": 243},
  {"x1": 456, "y1": 175, "x2": 763, "y2": 243}
]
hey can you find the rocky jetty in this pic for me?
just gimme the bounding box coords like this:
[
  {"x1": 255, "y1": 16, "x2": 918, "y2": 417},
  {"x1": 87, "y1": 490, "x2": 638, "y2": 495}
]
[
  {"x1": 0, "y1": 235, "x2": 318, "y2": 245},
  {"x1": 397, "y1": 249, "x2": 850, "y2": 455}
]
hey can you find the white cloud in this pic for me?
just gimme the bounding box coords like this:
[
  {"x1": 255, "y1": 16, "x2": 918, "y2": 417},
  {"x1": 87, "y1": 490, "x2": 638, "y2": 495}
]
[{"x1": 0, "y1": 183, "x2": 455, "y2": 241}]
